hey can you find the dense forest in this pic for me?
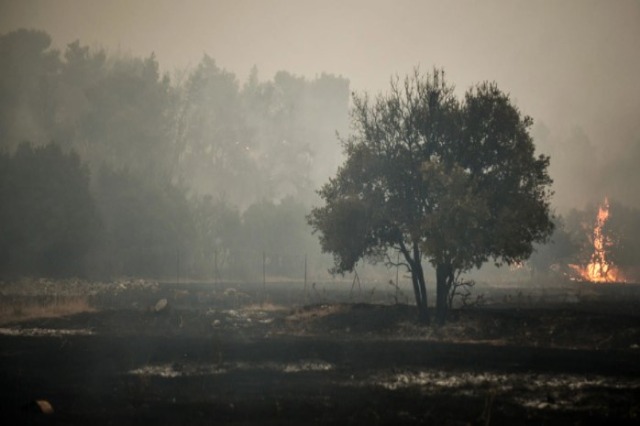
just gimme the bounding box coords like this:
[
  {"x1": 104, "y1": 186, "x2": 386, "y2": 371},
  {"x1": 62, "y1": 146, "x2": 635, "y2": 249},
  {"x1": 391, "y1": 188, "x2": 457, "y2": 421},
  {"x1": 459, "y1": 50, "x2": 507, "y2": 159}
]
[
  {"x1": 0, "y1": 28, "x2": 638, "y2": 282},
  {"x1": 0, "y1": 29, "x2": 348, "y2": 279}
]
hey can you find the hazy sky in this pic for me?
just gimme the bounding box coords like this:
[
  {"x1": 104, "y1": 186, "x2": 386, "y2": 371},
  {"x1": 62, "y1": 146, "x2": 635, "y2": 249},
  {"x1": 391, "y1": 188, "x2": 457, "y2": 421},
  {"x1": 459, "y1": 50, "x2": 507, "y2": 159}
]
[{"x1": 1, "y1": 0, "x2": 639, "y2": 161}]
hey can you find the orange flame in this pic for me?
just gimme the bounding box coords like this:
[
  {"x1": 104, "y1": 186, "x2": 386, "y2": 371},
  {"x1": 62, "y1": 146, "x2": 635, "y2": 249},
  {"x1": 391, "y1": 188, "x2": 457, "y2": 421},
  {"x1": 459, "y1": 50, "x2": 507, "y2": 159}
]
[{"x1": 570, "y1": 198, "x2": 625, "y2": 283}]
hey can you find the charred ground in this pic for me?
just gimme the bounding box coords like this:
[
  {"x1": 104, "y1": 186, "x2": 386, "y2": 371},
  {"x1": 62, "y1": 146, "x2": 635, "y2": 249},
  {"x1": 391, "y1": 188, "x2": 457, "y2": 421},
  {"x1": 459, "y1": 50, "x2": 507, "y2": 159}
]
[{"x1": 1, "y1": 280, "x2": 639, "y2": 425}]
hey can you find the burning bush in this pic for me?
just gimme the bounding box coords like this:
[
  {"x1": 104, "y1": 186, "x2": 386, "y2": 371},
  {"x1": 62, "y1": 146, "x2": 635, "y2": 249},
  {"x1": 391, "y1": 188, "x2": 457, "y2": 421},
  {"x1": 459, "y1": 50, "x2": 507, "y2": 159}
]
[{"x1": 566, "y1": 198, "x2": 640, "y2": 283}]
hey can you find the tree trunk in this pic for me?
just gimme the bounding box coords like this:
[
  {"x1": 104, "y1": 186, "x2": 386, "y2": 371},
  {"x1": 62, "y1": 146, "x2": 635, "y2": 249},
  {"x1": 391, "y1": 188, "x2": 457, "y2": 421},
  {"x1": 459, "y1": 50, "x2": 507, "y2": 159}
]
[
  {"x1": 416, "y1": 270, "x2": 429, "y2": 324},
  {"x1": 435, "y1": 262, "x2": 454, "y2": 325},
  {"x1": 401, "y1": 242, "x2": 429, "y2": 324}
]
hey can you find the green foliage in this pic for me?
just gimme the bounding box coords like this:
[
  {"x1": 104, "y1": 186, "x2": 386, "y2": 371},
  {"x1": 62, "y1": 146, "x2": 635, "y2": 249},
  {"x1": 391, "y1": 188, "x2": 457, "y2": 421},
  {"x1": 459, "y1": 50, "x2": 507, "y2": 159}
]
[
  {"x1": 309, "y1": 69, "x2": 554, "y2": 322},
  {"x1": 0, "y1": 28, "x2": 350, "y2": 209},
  {"x1": 0, "y1": 29, "x2": 61, "y2": 149},
  {"x1": 0, "y1": 29, "x2": 348, "y2": 280},
  {"x1": 453, "y1": 81, "x2": 555, "y2": 268},
  {"x1": 420, "y1": 162, "x2": 489, "y2": 269},
  {"x1": 0, "y1": 142, "x2": 100, "y2": 277},
  {"x1": 93, "y1": 167, "x2": 194, "y2": 278},
  {"x1": 240, "y1": 197, "x2": 317, "y2": 277},
  {"x1": 175, "y1": 58, "x2": 349, "y2": 208},
  {"x1": 190, "y1": 194, "x2": 241, "y2": 278},
  {"x1": 309, "y1": 195, "x2": 382, "y2": 274},
  {"x1": 75, "y1": 52, "x2": 175, "y2": 175}
]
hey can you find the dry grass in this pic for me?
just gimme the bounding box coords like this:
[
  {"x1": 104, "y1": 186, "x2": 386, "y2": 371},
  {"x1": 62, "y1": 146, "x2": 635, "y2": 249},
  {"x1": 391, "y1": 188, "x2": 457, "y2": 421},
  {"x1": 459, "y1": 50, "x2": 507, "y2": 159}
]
[
  {"x1": 285, "y1": 304, "x2": 347, "y2": 322},
  {"x1": 0, "y1": 296, "x2": 94, "y2": 325},
  {"x1": 243, "y1": 301, "x2": 289, "y2": 312}
]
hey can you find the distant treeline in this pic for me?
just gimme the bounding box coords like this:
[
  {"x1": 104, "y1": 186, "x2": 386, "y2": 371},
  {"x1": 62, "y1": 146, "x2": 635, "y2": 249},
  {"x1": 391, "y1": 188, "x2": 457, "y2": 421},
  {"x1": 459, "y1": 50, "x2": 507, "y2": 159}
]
[
  {"x1": 1, "y1": 29, "x2": 637, "y2": 281},
  {"x1": 0, "y1": 29, "x2": 348, "y2": 279}
]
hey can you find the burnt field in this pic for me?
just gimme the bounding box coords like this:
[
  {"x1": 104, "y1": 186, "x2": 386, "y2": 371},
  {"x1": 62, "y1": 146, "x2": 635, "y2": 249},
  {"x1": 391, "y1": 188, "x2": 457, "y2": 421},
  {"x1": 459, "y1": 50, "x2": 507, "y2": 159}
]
[{"x1": 1, "y1": 279, "x2": 639, "y2": 425}]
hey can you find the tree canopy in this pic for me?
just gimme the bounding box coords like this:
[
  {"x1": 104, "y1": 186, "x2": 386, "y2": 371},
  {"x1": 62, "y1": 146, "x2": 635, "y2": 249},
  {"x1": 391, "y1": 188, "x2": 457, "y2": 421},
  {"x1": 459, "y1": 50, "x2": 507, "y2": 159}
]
[
  {"x1": 0, "y1": 142, "x2": 100, "y2": 276},
  {"x1": 308, "y1": 69, "x2": 554, "y2": 324},
  {"x1": 0, "y1": 29, "x2": 349, "y2": 280}
]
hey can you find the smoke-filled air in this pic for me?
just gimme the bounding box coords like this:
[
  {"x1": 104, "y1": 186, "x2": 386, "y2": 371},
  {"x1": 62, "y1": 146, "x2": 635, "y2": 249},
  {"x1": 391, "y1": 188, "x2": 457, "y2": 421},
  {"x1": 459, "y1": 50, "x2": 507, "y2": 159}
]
[
  {"x1": 1, "y1": 1, "x2": 640, "y2": 424},
  {"x1": 1, "y1": 0, "x2": 638, "y2": 281}
]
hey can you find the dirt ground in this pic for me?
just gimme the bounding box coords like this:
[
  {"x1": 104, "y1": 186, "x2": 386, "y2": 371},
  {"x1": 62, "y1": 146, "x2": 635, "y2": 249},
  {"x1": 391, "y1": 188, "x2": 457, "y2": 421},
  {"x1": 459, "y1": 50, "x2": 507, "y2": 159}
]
[{"x1": 1, "y1": 279, "x2": 639, "y2": 425}]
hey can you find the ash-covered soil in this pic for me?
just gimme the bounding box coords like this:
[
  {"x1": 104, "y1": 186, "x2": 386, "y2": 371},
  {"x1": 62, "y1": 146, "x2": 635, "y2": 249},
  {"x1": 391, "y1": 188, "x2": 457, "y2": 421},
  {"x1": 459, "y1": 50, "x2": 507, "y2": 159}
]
[{"x1": 1, "y1": 280, "x2": 639, "y2": 425}]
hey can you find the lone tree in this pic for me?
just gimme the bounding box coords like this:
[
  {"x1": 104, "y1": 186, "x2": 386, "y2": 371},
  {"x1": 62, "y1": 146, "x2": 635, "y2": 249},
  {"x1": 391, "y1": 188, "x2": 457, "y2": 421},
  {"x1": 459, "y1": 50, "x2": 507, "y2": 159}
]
[{"x1": 308, "y1": 70, "x2": 554, "y2": 324}]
